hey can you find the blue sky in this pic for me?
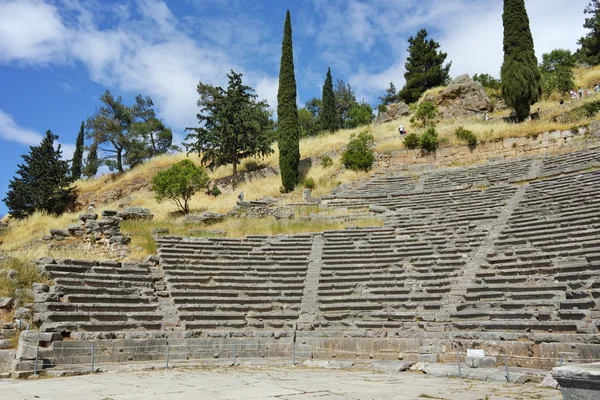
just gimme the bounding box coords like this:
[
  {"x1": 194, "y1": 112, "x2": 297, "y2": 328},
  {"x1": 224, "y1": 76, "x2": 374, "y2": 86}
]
[{"x1": 0, "y1": 0, "x2": 590, "y2": 215}]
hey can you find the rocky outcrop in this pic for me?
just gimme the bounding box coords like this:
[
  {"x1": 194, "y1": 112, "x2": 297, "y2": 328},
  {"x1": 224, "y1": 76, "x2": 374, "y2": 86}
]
[
  {"x1": 374, "y1": 102, "x2": 410, "y2": 125},
  {"x1": 424, "y1": 74, "x2": 491, "y2": 119}
]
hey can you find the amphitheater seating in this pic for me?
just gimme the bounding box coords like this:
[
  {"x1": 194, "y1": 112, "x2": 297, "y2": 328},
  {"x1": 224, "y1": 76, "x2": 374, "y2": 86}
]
[
  {"x1": 539, "y1": 146, "x2": 600, "y2": 177},
  {"x1": 156, "y1": 235, "x2": 312, "y2": 330},
  {"x1": 36, "y1": 260, "x2": 162, "y2": 332},
  {"x1": 454, "y1": 170, "x2": 600, "y2": 334}
]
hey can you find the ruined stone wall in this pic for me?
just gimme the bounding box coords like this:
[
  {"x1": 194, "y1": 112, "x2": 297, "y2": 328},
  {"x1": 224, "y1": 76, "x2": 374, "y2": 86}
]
[{"x1": 391, "y1": 126, "x2": 600, "y2": 168}]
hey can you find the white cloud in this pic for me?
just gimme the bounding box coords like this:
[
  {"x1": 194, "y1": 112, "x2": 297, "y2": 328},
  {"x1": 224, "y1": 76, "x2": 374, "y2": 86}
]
[
  {"x1": 0, "y1": 110, "x2": 45, "y2": 146},
  {"x1": 0, "y1": 109, "x2": 75, "y2": 159},
  {"x1": 254, "y1": 76, "x2": 279, "y2": 111},
  {"x1": 0, "y1": 0, "x2": 67, "y2": 64}
]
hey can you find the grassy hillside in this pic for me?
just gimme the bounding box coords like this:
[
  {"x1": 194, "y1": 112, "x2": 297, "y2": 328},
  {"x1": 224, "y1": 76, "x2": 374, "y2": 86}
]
[{"x1": 1, "y1": 65, "x2": 600, "y2": 264}]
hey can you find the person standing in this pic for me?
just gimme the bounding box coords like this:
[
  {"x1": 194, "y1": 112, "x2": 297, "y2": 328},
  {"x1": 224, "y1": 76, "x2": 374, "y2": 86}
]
[{"x1": 398, "y1": 124, "x2": 406, "y2": 135}]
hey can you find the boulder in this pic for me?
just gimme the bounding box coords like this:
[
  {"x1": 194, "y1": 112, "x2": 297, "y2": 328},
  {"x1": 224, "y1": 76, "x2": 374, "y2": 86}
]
[
  {"x1": 589, "y1": 120, "x2": 600, "y2": 138},
  {"x1": 0, "y1": 297, "x2": 13, "y2": 310},
  {"x1": 101, "y1": 210, "x2": 118, "y2": 218},
  {"x1": 14, "y1": 307, "x2": 32, "y2": 320},
  {"x1": 423, "y1": 74, "x2": 491, "y2": 119},
  {"x1": 186, "y1": 212, "x2": 225, "y2": 226},
  {"x1": 374, "y1": 102, "x2": 410, "y2": 125},
  {"x1": 32, "y1": 283, "x2": 50, "y2": 294}
]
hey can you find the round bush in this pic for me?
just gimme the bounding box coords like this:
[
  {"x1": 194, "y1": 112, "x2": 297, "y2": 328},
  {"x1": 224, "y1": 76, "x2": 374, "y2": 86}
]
[{"x1": 403, "y1": 133, "x2": 420, "y2": 149}]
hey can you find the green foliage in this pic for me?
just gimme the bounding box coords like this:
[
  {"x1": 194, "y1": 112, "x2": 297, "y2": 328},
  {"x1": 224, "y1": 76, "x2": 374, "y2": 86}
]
[
  {"x1": 335, "y1": 79, "x2": 358, "y2": 129},
  {"x1": 377, "y1": 104, "x2": 387, "y2": 113},
  {"x1": 342, "y1": 132, "x2": 375, "y2": 171},
  {"x1": 501, "y1": 0, "x2": 542, "y2": 122},
  {"x1": 403, "y1": 133, "x2": 420, "y2": 149},
  {"x1": 298, "y1": 107, "x2": 319, "y2": 137},
  {"x1": 152, "y1": 159, "x2": 209, "y2": 214},
  {"x1": 347, "y1": 101, "x2": 374, "y2": 128},
  {"x1": 277, "y1": 10, "x2": 301, "y2": 192},
  {"x1": 303, "y1": 177, "x2": 315, "y2": 189},
  {"x1": 473, "y1": 74, "x2": 502, "y2": 90},
  {"x1": 321, "y1": 155, "x2": 333, "y2": 167},
  {"x1": 584, "y1": 100, "x2": 600, "y2": 116},
  {"x1": 414, "y1": 101, "x2": 438, "y2": 126},
  {"x1": 3, "y1": 131, "x2": 75, "y2": 219},
  {"x1": 399, "y1": 29, "x2": 452, "y2": 104},
  {"x1": 71, "y1": 121, "x2": 85, "y2": 180},
  {"x1": 321, "y1": 68, "x2": 337, "y2": 133},
  {"x1": 419, "y1": 126, "x2": 439, "y2": 152},
  {"x1": 83, "y1": 141, "x2": 99, "y2": 178},
  {"x1": 209, "y1": 185, "x2": 222, "y2": 197},
  {"x1": 455, "y1": 127, "x2": 478, "y2": 146},
  {"x1": 578, "y1": 1, "x2": 600, "y2": 65},
  {"x1": 185, "y1": 70, "x2": 275, "y2": 177},
  {"x1": 379, "y1": 82, "x2": 398, "y2": 105},
  {"x1": 540, "y1": 49, "x2": 576, "y2": 97},
  {"x1": 86, "y1": 90, "x2": 172, "y2": 172}
]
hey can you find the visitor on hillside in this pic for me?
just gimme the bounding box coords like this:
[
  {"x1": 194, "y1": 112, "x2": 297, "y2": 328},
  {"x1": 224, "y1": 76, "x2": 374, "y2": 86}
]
[
  {"x1": 398, "y1": 124, "x2": 406, "y2": 135},
  {"x1": 559, "y1": 99, "x2": 564, "y2": 106},
  {"x1": 578, "y1": 87, "x2": 584, "y2": 98},
  {"x1": 238, "y1": 191, "x2": 244, "y2": 201},
  {"x1": 484, "y1": 113, "x2": 491, "y2": 121},
  {"x1": 570, "y1": 90, "x2": 578, "y2": 101},
  {"x1": 595, "y1": 83, "x2": 600, "y2": 92}
]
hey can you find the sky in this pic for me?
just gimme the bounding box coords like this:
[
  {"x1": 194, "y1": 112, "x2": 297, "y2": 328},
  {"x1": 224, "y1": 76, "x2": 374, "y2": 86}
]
[{"x1": 0, "y1": 0, "x2": 591, "y2": 216}]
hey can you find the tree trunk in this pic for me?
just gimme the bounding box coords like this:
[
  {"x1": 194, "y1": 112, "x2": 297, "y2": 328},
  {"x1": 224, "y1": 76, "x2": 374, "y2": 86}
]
[
  {"x1": 117, "y1": 147, "x2": 123, "y2": 173},
  {"x1": 232, "y1": 153, "x2": 238, "y2": 176}
]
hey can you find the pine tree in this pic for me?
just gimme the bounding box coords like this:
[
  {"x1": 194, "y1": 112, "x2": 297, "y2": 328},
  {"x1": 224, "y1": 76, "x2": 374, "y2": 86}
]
[
  {"x1": 185, "y1": 70, "x2": 275, "y2": 176},
  {"x1": 501, "y1": 0, "x2": 542, "y2": 122},
  {"x1": 578, "y1": 1, "x2": 600, "y2": 65},
  {"x1": 321, "y1": 68, "x2": 337, "y2": 133},
  {"x1": 277, "y1": 10, "x2": 300, "y2": 192},
  {"x1": 83, "y1": 141, "x2": 100, "y2": 178},
  {"x1": 3, "y1": 130, "x2": 74, "y2": 219},
  {"x1": 399, "y1": 29, "x2": 452, "y2": 104},
  {"x1": 379, "y1": 82, "x2": 398, "y2": 106},
  {"x1": 71, "y1": 121, "x2": 85, "y2": 180}
]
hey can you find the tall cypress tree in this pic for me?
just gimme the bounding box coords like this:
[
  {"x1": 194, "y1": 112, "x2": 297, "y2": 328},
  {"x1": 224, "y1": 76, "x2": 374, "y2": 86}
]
[
  {"x1": 71, "y1": 121, "x2": 85, "y2": 180},
  {"x1": 501, "y1": 0, "x2": 542, "y2": 122},
  {"x1": 277, "y1": 10, "x2": 300, "y2": 192},
  {"x1": 3, "y1": 130, "x2": 74, "y2": 219},
  {"x1": 321, "y1": 68, "x2": 337, "y2": 133}
]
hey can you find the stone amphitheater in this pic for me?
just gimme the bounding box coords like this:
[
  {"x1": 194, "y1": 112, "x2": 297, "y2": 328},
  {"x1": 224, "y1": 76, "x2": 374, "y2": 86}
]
[{"x1": 3, "y1": 141, "x2": 600, "y2": 392}]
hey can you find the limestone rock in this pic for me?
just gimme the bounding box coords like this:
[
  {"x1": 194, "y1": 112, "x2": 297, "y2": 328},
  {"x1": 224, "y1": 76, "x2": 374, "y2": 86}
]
[
  {"x1": 117, "y1": 207, "x2": 153, "y2": 220},
  {"x1": 49, "y1": 229, "x2": 69, "y2": 238},
  {"x1": 186, "y1": 212, "x2": 225, "y2": 226},
  {"x1": 78, "y1": 213, "x2": 98, "y2": 221},
  {"x1": 374, "y1": 102, "x2": 410, "y2": 125},
  {"x1": 32, "y1": 283, "x2": 50, "y2": 294},
  {"x1": 0, "y1": 297, "x2": 13, "y2": 310},
  {"x1": 14, "y1": 307, "x2": 32, "y2": 320},
  {"x1": 101, "y1": 210, "x2": 118, "y2": 218},
  {"x1": 424, "y1": 74, "x2": 491, "y2": 119}
]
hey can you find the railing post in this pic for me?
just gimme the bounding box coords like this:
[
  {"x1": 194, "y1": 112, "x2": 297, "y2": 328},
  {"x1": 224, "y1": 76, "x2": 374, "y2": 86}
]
[
  {"x1": 233, "y1": 343, "x2": 237, "y2": 366},
  {"x1": 503, "y1": 353, "x2": 509, "y2": 383},
  {"x1": 166, "y1": 344, "x2": 170, "y2": 369},
  {"x1": 457, "y1": 352, "x2": 462, "y2": 379},
  {"x1": 34, "y1": 345, "x2": 39, "y2": 375},
  {"x1": 91, "y1": 345, "x2": 95, "y2": 373}
]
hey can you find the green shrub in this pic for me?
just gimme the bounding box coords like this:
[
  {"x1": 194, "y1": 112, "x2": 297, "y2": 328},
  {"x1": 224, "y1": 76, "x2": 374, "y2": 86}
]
[
  {"x1": 455, "y1": 127, "x2": 478, "y2": 146},
  {"x1": 377, "y1": 104, "x2": 387, "y2": 113},
  {"x1": 303, "y1": 177, "x2": 315, "y2": 189},
  {"x1": 321, "y1": 155, "x2": 333, "y2": 168},
  {"x1": 342, "y1": 131, "x2": 375, "y2": 171},
  {"x1": 152, "y1": 159, "x2": 209, "y2": 214},
  {"x1": 420, "y1": 126, "x2": 439, "y2": 152},
  {"x1": 414, "y1": 101, "x2": 438, "y2": 126},
  {"x1": 209, "y1": 185, "x2": 222, "y2": 197},
  {"x1": 584, "y1": 101, "x2": 600, "y2": 117},
  {"x1": 403, "y1": 133, "x2": 420, "y2": 149}
]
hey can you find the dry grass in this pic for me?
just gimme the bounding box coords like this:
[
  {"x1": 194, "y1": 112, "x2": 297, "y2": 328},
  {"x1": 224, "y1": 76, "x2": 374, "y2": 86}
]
[
  {"x1": 575, "y1": 65, "x2": 600, "y2": 89},
  {"x1": 0, "y1": 257, "x2": 49, "y2": 299}
]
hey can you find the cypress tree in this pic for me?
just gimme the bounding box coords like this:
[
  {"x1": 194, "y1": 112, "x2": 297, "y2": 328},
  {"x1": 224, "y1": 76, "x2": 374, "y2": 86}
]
[
  {"x1": 3, "y1": 130, "x2": 74, "y2": 219},
  {"x1": 83, "y1": 141, "x2": 100, "y2": 178},
  {"x1": 321, "y1": 68, "x2": 337, "y2": 133},
  {"x1": 501, "y1": 0, "x2": 542, "y2": 122},
  {"x1": 71, "y1": 121, "x2": 85, "y2": 180},
  {"x1": 277, "y1": 10, "x2": 300, "y2": 192}
]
